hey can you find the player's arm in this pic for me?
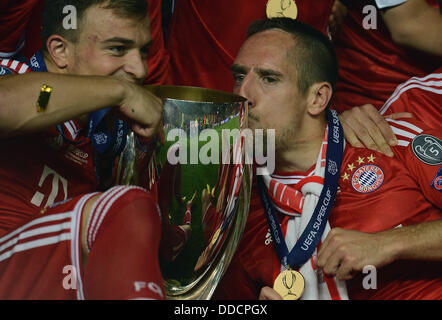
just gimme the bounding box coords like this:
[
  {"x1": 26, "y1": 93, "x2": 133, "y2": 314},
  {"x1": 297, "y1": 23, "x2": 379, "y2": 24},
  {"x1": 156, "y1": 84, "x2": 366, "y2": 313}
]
[
  {"x1": 317, "y1": 127, "x2": 442, "y2": 281},
  {"x1": 0, "y1": 72, "x2": 162, "y2": 138},
  {"x1": 339, "y1": 103, "x2": 412, "y2": 157},
  {"x1": 316, "y1": 221, "x2": 442, "y2": 280},
  {"x1": 379, "y1": 219, "x2": 442, "y2": 262},
  {"x1": 380, "y1": 0, "x2": 442, "y2": 57}
]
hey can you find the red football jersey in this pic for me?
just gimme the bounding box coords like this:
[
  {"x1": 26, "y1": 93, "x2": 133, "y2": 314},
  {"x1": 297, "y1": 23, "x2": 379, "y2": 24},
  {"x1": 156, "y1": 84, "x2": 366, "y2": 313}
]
[
  {"x1": 0, "y1": 56, "x2": 97, "y2": 237},
  {"x1": 166, "y1": 0, "x2": 334, "y2": 92},
  {"x1": 213, "y1": 118, "x2": 441, "y2": 300},
  {"x1": 0, "y1": 120, "x2": 97, "y2": 235},
  {"x1": 332, "y1": 0, "x2": 441, "y2": 112},
  {"x1": 332, "y1": 118, "x2": 442, "y2": 299},
  {"x1": 0, "y1": 0, "x2": 40, "y2": 57}
]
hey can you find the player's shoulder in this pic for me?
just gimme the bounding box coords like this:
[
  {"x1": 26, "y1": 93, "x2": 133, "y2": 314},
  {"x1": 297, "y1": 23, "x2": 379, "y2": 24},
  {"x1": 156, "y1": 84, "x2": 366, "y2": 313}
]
[
  {"x1": 0, "y1": 58, "x2": 31, "y2": 75},
  {"x1": 387, "y1": 117, "x2": 440, "y2": 148},
  {"x1": 388, "y1": 117, "x2": 441, "y2": 166}
]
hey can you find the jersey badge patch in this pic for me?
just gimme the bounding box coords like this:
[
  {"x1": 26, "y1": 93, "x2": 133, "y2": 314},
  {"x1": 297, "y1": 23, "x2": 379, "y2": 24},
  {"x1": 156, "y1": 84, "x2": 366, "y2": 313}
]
[
  {"x1": 351, "y1": 165, "x2": 384, "y2": 193},
  {"x1": 411, "y1": 134, "x2": 442, "y2": 166},
  {"x1": 432, "y1": 167, "x2": 442, "y2": 192}
]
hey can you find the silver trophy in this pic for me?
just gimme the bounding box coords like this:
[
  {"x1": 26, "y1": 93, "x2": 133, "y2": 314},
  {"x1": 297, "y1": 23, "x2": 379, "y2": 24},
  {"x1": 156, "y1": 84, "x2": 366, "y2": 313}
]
[{"x1": 116, "y1": 85, "x2": 252, "y2": 299}]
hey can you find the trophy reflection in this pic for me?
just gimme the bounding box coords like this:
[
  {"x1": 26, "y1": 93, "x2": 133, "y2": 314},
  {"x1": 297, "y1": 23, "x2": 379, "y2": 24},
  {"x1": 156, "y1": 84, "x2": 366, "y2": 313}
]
[{"x1": 116, "y1": 85, "x2": 252, "y2": 299}]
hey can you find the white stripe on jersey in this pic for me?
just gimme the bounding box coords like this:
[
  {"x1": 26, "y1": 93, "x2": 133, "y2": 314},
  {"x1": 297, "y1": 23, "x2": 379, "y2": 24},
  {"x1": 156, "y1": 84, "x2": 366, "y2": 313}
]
[
  {"x1": 0, "y1": 211, "x2": 72, "y2": 263},
  {"x1": 0, "y1": 193, "x2": 94, "y2": 299},
  {"x1": 86, "y1": 186, "x2": 125, "y2": 251},
  {"x1": 70, "y1": 192, "x2": 98, "y2": 300},
  {"x1": 0, "y1": 233, "x2": 71, "y2": 263},
  {"x1": 91, "y1": 187, "x2": 132, "y2": 243},
  {"x1": 391, "y1": 127, "x2": 418, "y2": 140},
  {"x1": 397, "y1": 140, "x2": 411, "y2": 147},
  {"x1": 86, "y1": 186, "x2": 146, "y2": 252},
  {"x1": 380, "y1": 73, "x2": 442, "y2": 115},
  {"x1": 64, "y1": 120, "x2": 81, "y2": 140},
  {"x1": 0, "y1": 212, "x2": 72, "y2": 245},
  {"x1": 386, "y1": 119, "x2": 424, "y2": 134},
  {"x1": 9, "y1": 60, "x2": 19, "y2": 70},
  {"x1": 386, "y1": 118, "x2": 424, "y2": 147},
  {"x1": 18, "y1": 63, "x2": 29, "y2": 74},
  {"x1": 0, "y1": 222, "x2": 71, "y2": 254},
  {"x1": 1, "y1": 59, "x2": 10, "y2": 66},
  {"x1": 280, "y1": 185, "x2": 287, "y2": 202}
]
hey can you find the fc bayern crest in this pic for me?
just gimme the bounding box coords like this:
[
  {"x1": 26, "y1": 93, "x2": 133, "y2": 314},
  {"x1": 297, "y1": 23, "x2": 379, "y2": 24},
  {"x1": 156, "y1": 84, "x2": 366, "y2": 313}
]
[{"x1": 351, "y1": 165, "x2": 384, "y2": 193}]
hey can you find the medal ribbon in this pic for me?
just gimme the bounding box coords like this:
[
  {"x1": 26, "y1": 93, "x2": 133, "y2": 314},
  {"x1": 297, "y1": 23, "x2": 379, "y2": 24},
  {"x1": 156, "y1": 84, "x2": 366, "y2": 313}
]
[{"x1": 258, "y1": 109, "x2": 344, "y2": 269}]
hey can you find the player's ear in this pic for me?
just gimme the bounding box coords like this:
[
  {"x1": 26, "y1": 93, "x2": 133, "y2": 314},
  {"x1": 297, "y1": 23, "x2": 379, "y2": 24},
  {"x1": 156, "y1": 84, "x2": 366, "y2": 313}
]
[
  {"x1": 46, "y1": 35, "x2": 72, "y2": 69},
  {"x1": 306, "y1": 82, "x2": 332, "y2": 116}
]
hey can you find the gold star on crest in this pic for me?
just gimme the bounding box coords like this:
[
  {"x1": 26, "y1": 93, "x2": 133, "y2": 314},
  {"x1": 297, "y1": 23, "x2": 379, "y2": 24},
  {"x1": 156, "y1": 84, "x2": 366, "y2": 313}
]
[
  {"x1": 367, "y1": 154, "x2": 376, "y2": 163},
  {"x1": 342, "y1": 172, "x2": 350, "y2": 181},
  {"x1": 347, "y1": 163, "x2": 355, "y2": 171},
  {"x1": 356, "y1": 156, "x2": 365, "y2": 165}
]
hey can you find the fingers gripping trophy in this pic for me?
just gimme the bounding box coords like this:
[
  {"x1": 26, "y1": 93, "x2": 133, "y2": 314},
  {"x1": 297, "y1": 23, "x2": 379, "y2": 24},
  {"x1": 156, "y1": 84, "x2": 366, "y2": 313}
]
[{"x1": 115, "y1": 85, "x2": 252, "y2": 299}]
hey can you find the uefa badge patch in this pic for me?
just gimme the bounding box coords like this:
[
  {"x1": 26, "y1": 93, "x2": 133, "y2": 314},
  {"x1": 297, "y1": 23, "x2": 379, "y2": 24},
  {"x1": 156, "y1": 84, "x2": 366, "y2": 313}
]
[
  {"x1": 432, "y1": 167, "x2": 442, "y2": 192},
  {"x1": 411, "y1": 134, "x2": 442, "y2": 166},
  {"x1": 351, "y1": 165, "x2": 384, "y2": 193}
]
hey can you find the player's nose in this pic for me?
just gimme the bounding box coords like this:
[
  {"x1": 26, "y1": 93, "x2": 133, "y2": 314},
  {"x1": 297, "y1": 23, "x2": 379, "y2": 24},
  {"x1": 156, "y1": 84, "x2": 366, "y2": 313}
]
[
  {"x1": 123, "y1": 50, "x2": 148, "y2": 83},
  {"x1": 235, "y1": 73, "x2": 255, "y2": 109}
]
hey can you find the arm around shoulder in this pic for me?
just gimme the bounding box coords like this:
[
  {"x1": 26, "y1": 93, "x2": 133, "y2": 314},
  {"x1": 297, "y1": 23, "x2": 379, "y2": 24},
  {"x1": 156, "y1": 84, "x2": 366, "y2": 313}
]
[
  {"x1": 0, "y1": 72, "x2": 126, "y2": 138},
  {"x1": 381, "y1": 0, "x2": 442, "y2": 57}
]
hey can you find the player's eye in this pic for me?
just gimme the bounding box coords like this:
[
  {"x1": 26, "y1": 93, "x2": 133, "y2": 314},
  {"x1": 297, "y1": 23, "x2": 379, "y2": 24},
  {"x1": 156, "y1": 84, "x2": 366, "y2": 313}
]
[
  {"x1": 232, "y1": 73, "x2": 245, "y2": 84},
  {"x1": 108, "y1": 46, "x2": 127, "y2": 56},
  {"x1": 263, "y1": 76, "x2": 278, "y2": 84}
]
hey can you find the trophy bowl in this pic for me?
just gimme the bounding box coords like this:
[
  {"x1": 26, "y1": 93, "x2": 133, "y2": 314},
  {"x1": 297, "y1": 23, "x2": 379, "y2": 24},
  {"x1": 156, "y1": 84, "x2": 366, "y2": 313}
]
[{"x1": 116, "y1": 85, "x2": 252, "y2": 299}]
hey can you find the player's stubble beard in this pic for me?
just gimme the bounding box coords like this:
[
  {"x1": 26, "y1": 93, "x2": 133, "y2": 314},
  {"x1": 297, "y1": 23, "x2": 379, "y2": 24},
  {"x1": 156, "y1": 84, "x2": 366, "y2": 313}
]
[{"x1": 250, "y1": 111, "x2": 297, "y2": 152}]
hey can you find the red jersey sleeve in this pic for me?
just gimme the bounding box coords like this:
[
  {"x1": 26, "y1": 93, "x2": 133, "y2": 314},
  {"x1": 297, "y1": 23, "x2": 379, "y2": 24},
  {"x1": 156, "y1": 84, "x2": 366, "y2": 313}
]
[
  {"x1": 0, "y1": 0, "x2": 40, "y2": 57},
  {"x1": 379, "y1": 67, "x2": 442, "y2": 129},
  {"x1": 405, "y1": 129, "x2": 442, "y2": 208},
  {"x1": 392, "y1": 120, "x2": 442, "y2": 209}
]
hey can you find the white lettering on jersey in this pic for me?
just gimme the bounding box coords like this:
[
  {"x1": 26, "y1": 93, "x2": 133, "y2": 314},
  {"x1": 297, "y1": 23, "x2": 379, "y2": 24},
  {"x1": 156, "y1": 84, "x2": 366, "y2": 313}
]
[
  {"x1": 133, "y1": 281, "x2": 164, "y2": 298},
  {"x1": 31, "y1": 165, "x2": 68, "y2": 208}
]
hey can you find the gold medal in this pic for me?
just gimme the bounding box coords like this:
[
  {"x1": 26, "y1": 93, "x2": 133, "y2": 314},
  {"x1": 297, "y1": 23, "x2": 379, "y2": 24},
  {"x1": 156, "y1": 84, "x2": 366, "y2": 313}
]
[
  {"x1": 266, "y1": 0, "x2": 298, "y2": 19},
  {"x1": 273, "y1": 269, "x2": 305, "y2": 300}
]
